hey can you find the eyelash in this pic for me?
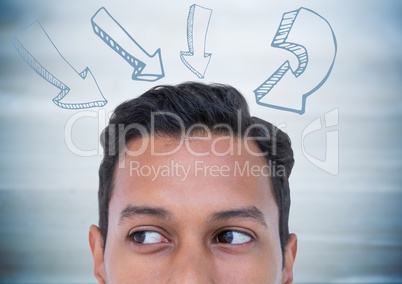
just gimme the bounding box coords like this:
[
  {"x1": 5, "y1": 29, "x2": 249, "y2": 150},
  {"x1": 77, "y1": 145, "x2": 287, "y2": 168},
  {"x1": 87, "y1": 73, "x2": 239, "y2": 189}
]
[
  {"x1": 213, "y1": 229, "x2": 254, "y2": 245},
  {"x1": 128, "y1": 230, "x2": 168, "y2": 245},
  {"x1": 127, "y1": 229, "x2": 254, "y2": 246}
]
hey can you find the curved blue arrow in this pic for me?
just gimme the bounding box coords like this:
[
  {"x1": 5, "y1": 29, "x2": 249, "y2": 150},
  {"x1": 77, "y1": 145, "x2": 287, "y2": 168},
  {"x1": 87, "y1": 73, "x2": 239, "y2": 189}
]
[
  {"x1": 13, "y1": 21, "x2": 107, "y2": 109},
  {"x1": 254, "y1": 7, "x2": 337, "y2": 114},
  {"x1": 91, "y1": 7, "x2": 164, "y2": 82},
  {"x1": 180, "y1": 4, "x2": 213, "y2": 79}
]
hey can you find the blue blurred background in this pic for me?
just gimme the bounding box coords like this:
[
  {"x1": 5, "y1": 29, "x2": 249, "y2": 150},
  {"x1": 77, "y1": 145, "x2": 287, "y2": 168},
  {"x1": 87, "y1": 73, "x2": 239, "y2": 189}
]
[{"x1": 0, "y1": 0, "x2": 401, "y2": 283}]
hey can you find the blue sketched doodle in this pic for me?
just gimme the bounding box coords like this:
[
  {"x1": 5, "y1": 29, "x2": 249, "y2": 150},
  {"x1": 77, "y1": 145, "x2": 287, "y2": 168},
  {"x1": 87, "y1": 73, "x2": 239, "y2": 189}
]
[
  {"x1": 180, "y1": 4, "x2": 213, "y2": 79},
  {"x1": 254, "y1": 7, "x2": 337, "y2": 114},
  {"x1": 13, "y1": 21, "x2": 107, "y2": 109},
  {"x1": 91, "y1": 7, "x2": 165, "y2": 82}
]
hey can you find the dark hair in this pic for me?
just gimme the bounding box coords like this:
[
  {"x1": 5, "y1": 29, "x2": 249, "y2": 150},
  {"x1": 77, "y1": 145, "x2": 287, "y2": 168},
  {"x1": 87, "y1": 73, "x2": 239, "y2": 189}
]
[{"x1": 98, "y1": 82, "x2": 294, "y2": 258}]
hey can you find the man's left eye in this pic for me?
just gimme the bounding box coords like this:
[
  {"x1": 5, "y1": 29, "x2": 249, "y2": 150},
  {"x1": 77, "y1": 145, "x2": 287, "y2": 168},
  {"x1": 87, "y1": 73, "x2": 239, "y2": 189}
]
[
  {"x1": 216, "y1": 230, "x2": 252, "y2": 244},
  {"x1": 130, "y1": 231, "x2": 168, "y2": 244}
]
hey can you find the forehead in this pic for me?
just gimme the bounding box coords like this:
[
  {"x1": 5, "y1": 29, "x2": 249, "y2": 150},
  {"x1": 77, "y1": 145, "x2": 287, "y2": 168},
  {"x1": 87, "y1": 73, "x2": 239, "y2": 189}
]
[{"x1": 111, "y1": 135, "x2": 278, "y2": 226}]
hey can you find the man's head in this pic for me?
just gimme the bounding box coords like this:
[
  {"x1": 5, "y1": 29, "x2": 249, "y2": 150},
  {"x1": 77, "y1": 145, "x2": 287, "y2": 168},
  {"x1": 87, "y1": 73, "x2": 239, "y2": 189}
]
[{"x1": 89, "y1": 82, "x2": 297, "y2": 283}]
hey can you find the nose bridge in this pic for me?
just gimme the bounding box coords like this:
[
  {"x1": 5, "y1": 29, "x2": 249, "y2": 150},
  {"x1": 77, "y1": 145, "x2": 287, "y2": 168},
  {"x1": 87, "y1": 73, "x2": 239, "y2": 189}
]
[{"x1": 167, "y1": 239, "x2": 215, "y2": 284}]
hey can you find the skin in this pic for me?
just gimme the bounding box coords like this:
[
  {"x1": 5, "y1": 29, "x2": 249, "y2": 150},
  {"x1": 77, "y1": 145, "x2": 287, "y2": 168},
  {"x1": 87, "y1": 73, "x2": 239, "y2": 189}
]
[{"x1": 89, "y1": 135, "x2": 297, "y2": 283}]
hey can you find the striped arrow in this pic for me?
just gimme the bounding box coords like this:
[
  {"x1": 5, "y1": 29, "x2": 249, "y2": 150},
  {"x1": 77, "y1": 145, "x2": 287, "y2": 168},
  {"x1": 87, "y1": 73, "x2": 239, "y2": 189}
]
[
  {"x1": 180, "y1": 4, "x2": 213, "y2": 79},
  {"x1": 254, "y1": 7, "x2": 337, "y2": 114},
  {"x1": 13, "y1": 21, "x2": 107, "y2": 109},
  {"x1": 91, "y1": 7, "x2": 165, "y2": 82}
]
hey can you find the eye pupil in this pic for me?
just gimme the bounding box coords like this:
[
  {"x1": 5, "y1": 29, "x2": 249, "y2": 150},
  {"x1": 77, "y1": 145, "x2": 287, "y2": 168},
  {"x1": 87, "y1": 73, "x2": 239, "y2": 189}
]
[
  {"x1": 133, "y1": 231, "x2": 146, "y2": 243},
  {"x1": 218, "y1": 231, "x2": 233, "y2": 243}
]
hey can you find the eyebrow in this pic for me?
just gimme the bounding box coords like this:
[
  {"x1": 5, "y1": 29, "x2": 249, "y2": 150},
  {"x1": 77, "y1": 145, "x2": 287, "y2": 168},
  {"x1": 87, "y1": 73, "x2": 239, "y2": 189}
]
[
  {"x1": 208, "y1": 206, "x2": 268, "y2": 228},
  {"x1": 118, "y1": 205, "x2": 268, "y2": 228},
  {"x1": 119, "y1": 205, "x2": 171, "y2": 225}
]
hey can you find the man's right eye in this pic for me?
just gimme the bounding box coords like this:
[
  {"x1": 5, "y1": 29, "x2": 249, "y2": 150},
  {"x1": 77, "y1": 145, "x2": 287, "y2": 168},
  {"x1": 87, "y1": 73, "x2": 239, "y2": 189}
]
[{"x1": 129, "y1": 231, "x2": 169, "y2": 244}]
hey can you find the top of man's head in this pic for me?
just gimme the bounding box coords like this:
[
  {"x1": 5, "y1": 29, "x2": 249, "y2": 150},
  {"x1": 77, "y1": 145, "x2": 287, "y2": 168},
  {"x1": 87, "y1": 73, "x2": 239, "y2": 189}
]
[{"x1": 98, "y1": 82, "x2": 294, "y2": 258}]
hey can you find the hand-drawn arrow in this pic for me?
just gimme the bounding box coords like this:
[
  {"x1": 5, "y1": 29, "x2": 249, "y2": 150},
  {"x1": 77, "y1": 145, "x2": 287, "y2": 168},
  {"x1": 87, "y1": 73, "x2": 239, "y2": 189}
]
[
  {"x1": 91, "y1": 7, "x2": 164, "y2": 82},
  {"x1": 13, "y1": 21, "x2": 107, "y2": 109},
  {"x1": 254, "y1": 7, "x2": 337, "y2": 114},
  {"x1": 180, "y1": 4, "x2": 213, "y2": 79}
]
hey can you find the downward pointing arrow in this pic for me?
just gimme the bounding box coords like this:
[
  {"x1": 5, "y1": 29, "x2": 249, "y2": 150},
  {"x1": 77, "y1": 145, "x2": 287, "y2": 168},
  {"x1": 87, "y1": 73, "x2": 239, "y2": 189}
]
[
  {"x1": 13, "y1": 21, "x2": 107, "y2": 109},
  {"x1": 91, "y1": 7, "x2": 165, "y2": 82},
  {"x1": 180, "y1": 4, "x2": 213, "y2": 79}
]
